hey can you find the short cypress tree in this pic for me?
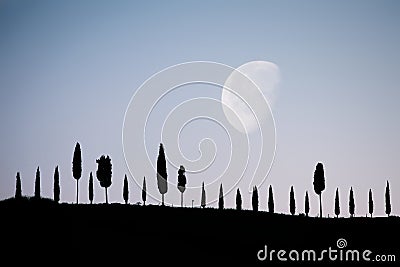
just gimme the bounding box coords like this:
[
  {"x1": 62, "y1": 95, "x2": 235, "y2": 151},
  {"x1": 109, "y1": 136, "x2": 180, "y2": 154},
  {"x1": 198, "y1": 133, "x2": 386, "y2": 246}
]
[
  {"x1": 53, "y1": 166, "x2": 60, "y2": 203},
  {"x1": 34, "y1": 166, "x2": 41, "y2": 199},
  {"x1": 218, "y1": 184, "x2": 224, "y2": 210},
  {"x1": 289, "y1": 186, "x2": 296, "y2": 215},
  {"x1": 368, "y1": 189, "x2": 373, "y2": 218},
  {"x1": 385, "y1": 181, "x2": 391, "y2": 217},
  {"x1": 201, "y1": 182, "x2": 206, "y2": 208},
  {"x1": 236, "y1": 188, "x2": 242, "y2": 210},
  {"x1": 89, "y1": 172, "x2": 94, "y2": 204},
  {"x1": 142, "y1": 177, "x2": 147, "y2": 206},
  {"x1": 15, "y1": 172, "x2": 22, "y2": 199},
  {"x1": 349, "y1": 187, "x2": 355, "y2": 217},
  {"x1": 334, "y1": 188, "x2": 340, "y2": 218},
  {"x1": 252, "y1": 186, "x2": 259, "y2": 212},
  {"x1": 123, "y1": 175, "x2": 129, "y2": 204},
  {"x1": 304, "y1": 191, "x2": 310, "y2": 217},
  {"x1": 268, "y1": 185, "x2": 274, "y2": 213}
]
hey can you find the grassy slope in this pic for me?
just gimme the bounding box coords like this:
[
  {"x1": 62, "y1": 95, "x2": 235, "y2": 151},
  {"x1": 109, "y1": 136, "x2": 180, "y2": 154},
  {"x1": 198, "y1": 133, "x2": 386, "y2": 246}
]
[{"x1": 0, "y1": 197, "x2": 399, "y2": 266}]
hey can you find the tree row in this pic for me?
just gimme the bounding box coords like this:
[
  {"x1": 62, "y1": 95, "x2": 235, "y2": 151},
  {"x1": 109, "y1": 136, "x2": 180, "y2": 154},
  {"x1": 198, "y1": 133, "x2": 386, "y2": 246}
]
[{"x1": 12, "y1": 142, "x2": 393, "y2": 217}]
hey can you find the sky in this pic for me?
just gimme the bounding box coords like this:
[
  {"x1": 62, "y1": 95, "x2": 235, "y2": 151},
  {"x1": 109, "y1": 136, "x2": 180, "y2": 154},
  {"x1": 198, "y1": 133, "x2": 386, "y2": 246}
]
[{"x1": 0, "y1": 0, "x2": 399, "y2": 217}]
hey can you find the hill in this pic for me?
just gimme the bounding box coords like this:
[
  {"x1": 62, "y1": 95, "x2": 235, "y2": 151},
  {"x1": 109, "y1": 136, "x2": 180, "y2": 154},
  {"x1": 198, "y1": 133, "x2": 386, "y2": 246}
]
[{"x1": 0, "y1": 197, "x2": 398, "y2": 266}]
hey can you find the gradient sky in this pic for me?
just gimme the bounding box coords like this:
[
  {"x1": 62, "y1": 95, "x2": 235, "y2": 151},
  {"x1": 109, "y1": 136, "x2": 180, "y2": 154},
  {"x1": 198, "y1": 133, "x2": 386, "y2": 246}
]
[{"x1": 1, "y1": 0, "x2": 399, "y2": 217}]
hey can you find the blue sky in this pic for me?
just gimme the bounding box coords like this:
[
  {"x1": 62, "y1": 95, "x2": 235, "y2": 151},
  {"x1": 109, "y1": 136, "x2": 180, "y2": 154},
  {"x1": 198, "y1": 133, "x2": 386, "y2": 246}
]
[{"x1": 1, "y1": 0, "x2": 399, "y2": 216}]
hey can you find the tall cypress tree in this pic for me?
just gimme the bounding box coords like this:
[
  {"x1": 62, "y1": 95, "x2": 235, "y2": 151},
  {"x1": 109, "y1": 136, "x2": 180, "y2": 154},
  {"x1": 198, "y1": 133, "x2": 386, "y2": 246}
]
[
  {"x1": 334, "y1": 188, "x2": 340, "y2": 218},
  {"x1": 142, "y1": 177, "x2": 147, "y2": 206},
  {"x1": 385, "y1": 181, "x2": 391, "y2": 217},
  {"x1": 252, "y1": 186, "x2": 259, "y2": 212},
  {"x1": 96, "y1": 155, "x2": 112, "y2": 204},
  {"x1": 34, "y1": 166, "x2": 40, "y2": 199},
  {"x1": 289, "y1": 186, "x2": 296, "y2": 215},
  {"x1": 313, "y1": 162, "x2": 326, "y2": 218},
  {"x1": 304, "y1": 191, "x2": 310, "y2": 217},
  {"x1": 53, "y1": 166, "x2": 60, "y2": 203},
  {"x1": 156, "y1": 143, "x2": 168, "y2": 206},
  {"x1": 89, "y1": 172, "x2": 94, "y2": 204},
  {"x1": 368, "y1": 189, "x2": 373, "y2": 218},
  {"x1": 349, "y1": 187, "x2": 355, "y2": 217},
  {"x1": 268, "y1": 185, "x2": 274, "y2": 213},
  {"x1": 177, "y1": 165, "x2": 186, "y2": 207},
  {"x1": 236, "y1": 188, "x2": 242, "y2": 210},
  {"x1": 72, "y1": 142, "x2": 82, "y2": 204},
  {"x1": 218, "y1": 184, "x2": 224, "y2": 210},
  {"x1": 123, "y1": 175, "x2": 129, "y2": 204},
  {"x1": 15, "y1": 172, "x2": 22, "y2": 199}
]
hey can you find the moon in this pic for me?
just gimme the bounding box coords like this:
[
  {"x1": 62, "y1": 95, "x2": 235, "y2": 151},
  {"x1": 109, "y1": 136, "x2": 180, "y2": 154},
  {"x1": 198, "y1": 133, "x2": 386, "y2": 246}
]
[{"x1": 221, "y1": 61, "x2": 280, "y2": 133}]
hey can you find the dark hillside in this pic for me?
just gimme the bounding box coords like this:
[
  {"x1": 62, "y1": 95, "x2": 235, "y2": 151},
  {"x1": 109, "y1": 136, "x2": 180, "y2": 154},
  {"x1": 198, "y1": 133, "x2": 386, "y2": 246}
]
[{"x1": 0, "y1": 198, "x2": 398, "y2": 266}]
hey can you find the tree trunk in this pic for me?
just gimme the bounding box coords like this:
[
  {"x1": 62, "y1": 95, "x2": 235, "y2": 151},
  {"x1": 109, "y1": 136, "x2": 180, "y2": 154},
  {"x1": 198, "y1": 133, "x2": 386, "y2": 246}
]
[
  {"x1": 319, "y1": 193, "x2": 322, "y2": 218},
  {"x1": 161, "y1": 194, "x2": 164, "y2": 206},
  {"x1": 105, "y1": 187, "x2": 108, "y2": 204},
  {"x1": 181, "y1": 192, "x2": 183, "y2": 207},
  {"x1": 76, "y1": 180, "x2": 79, "y2": 204}
]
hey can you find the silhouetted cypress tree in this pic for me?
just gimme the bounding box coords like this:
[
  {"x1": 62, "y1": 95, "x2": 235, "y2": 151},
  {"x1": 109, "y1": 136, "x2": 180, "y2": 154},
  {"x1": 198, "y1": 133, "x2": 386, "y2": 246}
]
[
  {"x1": 385, "y1": 181, "x2": 391, "y2": 217},
  {"x1": 334, "y1": 188, "x2": 340, "y2": 218},
  {"x1": 218, "y1": 184, "x2": 224, "y2": 210},
  {"x1": 15, "y1": 172, "x2": 22, "y2": 199},
  {"x1": 123, "y1": 175, "x2": 129, "y2": 204},
  {"x1": 35, "y1": 166, "x2": 40, "y2": 199},
  {"x1": 236, "y1": 188, "x2": 242, "y2": 210},
  {"x1": 142, "y1": 177, "x2": 147, "y2": 206},
  {"x1": 201, "y1": 182, "x2": 206, "y2": 208},
  {"x1": 177, "y1": 165, "x2": 186, "y2": 207},
  {"x1": 157, "y1": 143, "x2": 168, "y2": 206},
  {"x1": 289, "y1": 186, "x2": 296, "y2": 215},
  {"x1": 96, "y1": 155, "x2": 112, "y2": 204},
  {"x1": 349, "y1": 187, "x2": 355, "y2": 217},
  {"x1": 268, "y1": 185, "x2": 274, "y2": 213},
  {"x1": 304, "y1": 191, "x2": 310, "y2": 217},
  {"x1": 53, "y1": 166, "x2": 60, "y2": 203},
  {"x1": 252, "y1": 186, "x2": 258, "y2": 212},
  {"x1": 89, "y1": 172, "x2": 94, "y2": 204},
  {"x1": 368, "y1": 189, "x2": 373, "y2": 218},
  {"x1": 313, "y1": 162, "x2": 326, "y2": 218},
  {"x1": 72, "y1": 142, "x2": 82, "y2": 204}
]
